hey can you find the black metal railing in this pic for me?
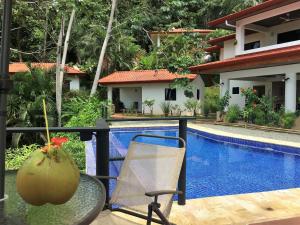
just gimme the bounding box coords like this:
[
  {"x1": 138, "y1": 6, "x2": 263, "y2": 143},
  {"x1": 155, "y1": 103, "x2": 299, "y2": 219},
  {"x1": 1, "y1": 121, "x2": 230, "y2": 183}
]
[{"x1": 6, "y1": 117, "x2": 195, "y2": 206}]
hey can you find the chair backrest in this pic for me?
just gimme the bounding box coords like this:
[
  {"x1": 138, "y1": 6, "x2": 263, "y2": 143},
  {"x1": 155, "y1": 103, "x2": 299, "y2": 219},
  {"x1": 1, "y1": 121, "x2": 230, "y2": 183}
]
[{"x1": 110, "y1": 135, "x2": 186, "y2": 217}]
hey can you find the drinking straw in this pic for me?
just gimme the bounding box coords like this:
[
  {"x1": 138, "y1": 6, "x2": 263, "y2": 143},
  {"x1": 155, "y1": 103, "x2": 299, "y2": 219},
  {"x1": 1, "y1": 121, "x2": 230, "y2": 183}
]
[{"x1": 42, "y1": 99, "x2": 51, "y2": 150}]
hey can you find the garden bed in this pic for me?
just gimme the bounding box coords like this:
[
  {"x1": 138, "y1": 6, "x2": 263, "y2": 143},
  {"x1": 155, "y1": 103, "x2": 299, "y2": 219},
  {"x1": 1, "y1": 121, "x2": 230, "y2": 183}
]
[{"x1": 214, "y1": 121, "x2": 300, "y2": 135}]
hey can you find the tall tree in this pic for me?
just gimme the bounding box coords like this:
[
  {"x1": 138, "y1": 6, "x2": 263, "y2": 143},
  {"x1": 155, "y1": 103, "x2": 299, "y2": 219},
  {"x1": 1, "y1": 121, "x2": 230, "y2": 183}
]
[{"x1": 90, "y1": 0, "x2": 118, "y2": 96}]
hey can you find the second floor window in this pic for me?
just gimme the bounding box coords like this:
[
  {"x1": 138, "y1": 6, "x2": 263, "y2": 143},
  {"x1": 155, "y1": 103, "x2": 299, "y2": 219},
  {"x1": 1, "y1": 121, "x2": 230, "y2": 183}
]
[
  {"x1": 165, "y1": 88, "x2": 176, "y2": 101},
  {"x1": 244, "y1": 41, "x2": 260, "y2": 51},
  {"x1": 277, "y1": 29, "x2": 300, "y2": 44}
]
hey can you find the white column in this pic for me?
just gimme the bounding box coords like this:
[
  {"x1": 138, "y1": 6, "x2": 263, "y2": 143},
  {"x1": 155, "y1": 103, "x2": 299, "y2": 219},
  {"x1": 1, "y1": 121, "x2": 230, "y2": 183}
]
[
  {"x1": 157, "y1": 34, "x2": 161, "y2": 48},
  {"x1": 285, "y1": 73, "x2": 297, "y2": 112},
  {"x1": 107, "y1": 86, "x2": 113, "y2": 102},
  {"x1": 69, "y1": 76, "x2": 80, "y2": 90},
  {"x1": 235, "y1": 24, "x2": 245, "y2": 55},
  {"x1": 220, "y1": 77, "x2": 230, "y2": 97}
]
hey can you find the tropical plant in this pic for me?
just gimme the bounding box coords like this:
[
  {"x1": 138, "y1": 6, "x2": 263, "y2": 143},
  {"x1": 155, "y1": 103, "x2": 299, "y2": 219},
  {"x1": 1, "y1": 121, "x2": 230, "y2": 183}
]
[
  {"x1": 171, "y1": 104, "x2": 182, "y2": 116},
  {"x1": 160, "y1": 102, "x2": 172, "y2": 116},
  {"x1": 6, "y1": 144, "x2": 39, "y2": 170},
  {"x1": 218, "y1": 91, "x2": 231, "y2": 113},
  {"x1": 7, "y1": 69, "x2": 56, "y2": 147},
  {"x1": 143, "y1": 99, "x2": 155, "y2": 115},
  {"x1": 225, "y1": 105, "x2": 241, "y2": 123},
  {"x1": 203, "y1": 102, "x2": 210, "y2": 118},
  {"x1": 280, "y1": 112, "x2": 296, "y2": 129},
  {"x1": 184, "y1": 99, "x2": 201, "y2": 116},
  {"x1": 205, "y1": 86, "x2": 219, "y2": 113}
]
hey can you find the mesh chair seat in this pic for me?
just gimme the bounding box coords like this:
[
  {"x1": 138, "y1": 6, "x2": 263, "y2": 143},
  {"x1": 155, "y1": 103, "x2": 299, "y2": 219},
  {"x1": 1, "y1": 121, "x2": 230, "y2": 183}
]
[{"x1": 92, "y1": 135, "x2": 186, "y2": 224}]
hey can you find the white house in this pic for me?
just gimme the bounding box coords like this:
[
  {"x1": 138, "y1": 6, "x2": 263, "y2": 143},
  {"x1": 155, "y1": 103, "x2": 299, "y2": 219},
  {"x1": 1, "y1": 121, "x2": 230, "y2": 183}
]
[
  {"x1": 98, "y1": 69, "x2": 205, "y2": 115},
  {"x1": 190, "y1": 0, "x2": 300, "y2": 112},
  {"x1": 9, "y1": 62, "x2": 85, "y2": 91}
]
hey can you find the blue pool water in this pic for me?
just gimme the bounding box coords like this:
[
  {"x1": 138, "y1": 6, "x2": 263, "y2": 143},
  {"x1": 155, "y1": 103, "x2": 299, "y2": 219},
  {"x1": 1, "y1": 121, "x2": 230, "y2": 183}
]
[{"x1": 108, "y1": 127, "x2": 300, "y2": 199}]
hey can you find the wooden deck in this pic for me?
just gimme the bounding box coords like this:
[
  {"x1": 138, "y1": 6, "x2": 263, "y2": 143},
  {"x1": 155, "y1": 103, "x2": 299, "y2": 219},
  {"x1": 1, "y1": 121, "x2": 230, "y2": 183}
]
[{"x1": 114, "y1": 188, "x2": 300, "y2": 225}]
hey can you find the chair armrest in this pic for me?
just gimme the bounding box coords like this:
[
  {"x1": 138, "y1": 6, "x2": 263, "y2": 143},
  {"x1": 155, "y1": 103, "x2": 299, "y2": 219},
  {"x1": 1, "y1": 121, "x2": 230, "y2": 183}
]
[
  {"x1": 145, "y1": 190, "x2": 182, "y2": 197},
  {"x1": 93, "y1": 176, "x2": 118, "y2": 180}
]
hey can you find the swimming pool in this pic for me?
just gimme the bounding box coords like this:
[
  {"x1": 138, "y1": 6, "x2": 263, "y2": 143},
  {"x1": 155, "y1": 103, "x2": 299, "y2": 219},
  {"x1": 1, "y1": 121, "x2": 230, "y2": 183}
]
[{"x1": 87, "y1": 126, "x2": 300, "y2": 199}]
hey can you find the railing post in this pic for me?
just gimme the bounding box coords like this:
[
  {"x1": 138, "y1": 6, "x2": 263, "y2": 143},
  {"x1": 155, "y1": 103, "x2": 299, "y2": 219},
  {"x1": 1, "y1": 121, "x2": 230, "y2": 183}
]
[
  {"x1": 96, "y1": 119, "x2": 110, "y2": 202},
  {"x1": 178, "y1": 119, "x2": 187, "y2": 205},
  {"x1": 0, "y1": 0, "x2": 13, "y2": 200}
]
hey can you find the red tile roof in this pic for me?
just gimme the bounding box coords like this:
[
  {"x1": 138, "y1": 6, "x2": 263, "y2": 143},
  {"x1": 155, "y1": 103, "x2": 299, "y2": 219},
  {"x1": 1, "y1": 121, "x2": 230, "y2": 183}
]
[
  {"x1": 208, "y1": 0, "x2": 292, "y2": 27},
  {"x1": 9, "y1": 62, "x2": 85, "y2": 75},
  {"x1": 208, "y1": 34, "x2": 236, "y2": 45},
  {"x1": 150, "y1": 28, "x2": 213, "y2": 35},
  {"x1": 9, "y1": 63, "x2": 29, "y2": 73},
  {"x1": 204, "y1": 45, "x2": 222, "y2": 53},
  {"x1": 99, "y1": 69, "x2": 197, "y2": 85},
  {"x1": 190, "y1": 45, "x2": 300, "y2": 74}
]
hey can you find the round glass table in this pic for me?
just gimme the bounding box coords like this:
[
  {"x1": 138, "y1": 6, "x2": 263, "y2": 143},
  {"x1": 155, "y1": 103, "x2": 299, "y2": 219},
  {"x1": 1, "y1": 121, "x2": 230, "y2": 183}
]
[{"x1": 0, "y1": 171, "x2": 106, "y2": 225}]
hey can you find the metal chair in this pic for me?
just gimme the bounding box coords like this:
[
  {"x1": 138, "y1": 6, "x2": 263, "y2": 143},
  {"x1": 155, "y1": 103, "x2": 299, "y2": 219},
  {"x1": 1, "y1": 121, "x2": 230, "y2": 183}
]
[{"x1": 91, "y1": 134, "x2": 186, "y2": 225}]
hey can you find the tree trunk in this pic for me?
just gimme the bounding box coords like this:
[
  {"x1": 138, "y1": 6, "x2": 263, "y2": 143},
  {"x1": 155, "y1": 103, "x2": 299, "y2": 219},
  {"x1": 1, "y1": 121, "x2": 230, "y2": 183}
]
[
  {"x1": 90, "y1": 0, "x2": 118, "y2": 96},
  {"x1": 56, "y1": 18, "x2": 64, "y2": 127},
  {"x1": 57, "y1": 9, "x2": 76, "y2": 127},
  {"x1": 43, "y1": 7, "x2": 49, "y2": 61}
]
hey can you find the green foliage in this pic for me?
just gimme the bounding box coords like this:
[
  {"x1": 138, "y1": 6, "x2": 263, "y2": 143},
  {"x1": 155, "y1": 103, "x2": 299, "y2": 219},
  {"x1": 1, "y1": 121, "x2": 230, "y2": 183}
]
[
  {"x1": 6, "y1": 144, "x2": 39, "y2": 170},
  {"x1": 205, "y1": 86, "x2": 219, "y2": 114},
  {"x1": 160, "y1": 102, "x2": 172, "y2": 116},
  {"x1": 225, "y1": 105, "x2": 241, "y2": 123},
  {"x1": 171, "y1": 104, "x2": 182, "y2": 116},
  {"x1": 7, "y1": 69, "x2": 56, "y2": 147},
  {"x1": 143, "y1": 99, "x2": 155, "y2": 115},
  {"x1": 253, "y1": 108, "x2": 265, "y2": 125},
  {"x1": 62, "y1": 140, "x2": 86, "y2": 171},
  {"x1": 206, "y1": 29, "x2": 233, "y2": 40},
  {"x1": 218, "y1": 91, "x2": 231, "y2": 112},
  {"x1": 280, "y1": 113, "x2": 296, "y2": 129},
  {"x1": 184, "y1": 99, "x2": 201, "y2": 116},
  {"x1": 203, "y1": 102, "x2": 210, "y2": 118}
]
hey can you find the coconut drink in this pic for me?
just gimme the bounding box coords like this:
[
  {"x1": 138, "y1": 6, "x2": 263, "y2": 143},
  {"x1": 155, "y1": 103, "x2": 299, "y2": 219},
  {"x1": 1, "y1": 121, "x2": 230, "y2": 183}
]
[
  {"x1": 16, "y1": 99, "x2": 80, "y2": 206},
  {"x1": 16, "y1": 137, "x2": 80, "y2": 206}
]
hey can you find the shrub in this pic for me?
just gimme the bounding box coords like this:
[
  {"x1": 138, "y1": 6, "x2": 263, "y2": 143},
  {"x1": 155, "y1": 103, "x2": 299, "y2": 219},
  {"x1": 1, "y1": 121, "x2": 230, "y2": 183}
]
[
  {"x1": 225, "y1": 105, "x2": 241, "y2": 123},
  {"x1": 62, "y1": 140, "x2": 86, "y2": 171},
  {"x1": 160, "y1": 102, "x2": 172, "y2": 116},
  {"x1": 280, "y1": 113, "x2": 296, "y2": 129},
  {"x1": 6, "y1": 144, "x2": 39, "y2": 170},
  {"x1": 253, "y1": 108, "x2": 265, "y2": 125},
  {"x1": 143, "y1": 99, "x2": 155, "y2": 115},
  {"x1": 205, "y1": 86, "x2": 219, "y2": 113},
  {"x1": 217, "y1": 91, "x2": 231, "y2": 112},
  {"x1": 203, "y1": 102, "x2": 210, "y2": 118},
  {"x1": 184, "y1": 99, "x2": 201, "y2": 116},
  {"x1": 171, "y1": 104, "x2": 182, "y2": 116}
]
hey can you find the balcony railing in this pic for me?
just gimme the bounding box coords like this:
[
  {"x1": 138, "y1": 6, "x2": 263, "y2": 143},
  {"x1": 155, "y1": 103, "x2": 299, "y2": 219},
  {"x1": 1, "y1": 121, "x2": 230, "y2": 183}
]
[{"x1": 6, "y1": 117, "x2": 195, "y2": 206}]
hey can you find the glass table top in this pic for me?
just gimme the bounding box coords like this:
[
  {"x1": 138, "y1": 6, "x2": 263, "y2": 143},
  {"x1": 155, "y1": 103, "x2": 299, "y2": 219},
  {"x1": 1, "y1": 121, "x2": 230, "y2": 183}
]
[{"x1": 0, "y1": 171, "x2": 106, "y2": 225}]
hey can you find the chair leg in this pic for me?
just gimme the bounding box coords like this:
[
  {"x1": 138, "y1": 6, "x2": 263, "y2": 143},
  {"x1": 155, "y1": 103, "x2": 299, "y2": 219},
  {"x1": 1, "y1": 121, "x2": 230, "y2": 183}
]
[
  {"x1": 147, "y1": 204, "x2": 153, "y2": 225},
  {"x1": 152, "y1": 206, "x2": 171, "y2": 225}
]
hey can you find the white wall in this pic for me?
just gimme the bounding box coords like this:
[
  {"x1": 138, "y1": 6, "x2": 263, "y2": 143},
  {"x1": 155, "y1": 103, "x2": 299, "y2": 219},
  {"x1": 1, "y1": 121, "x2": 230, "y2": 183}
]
[
  {"x1": 142, "y1": 76, "x2": 205, "y2": 115},
  {"x1": 229, "y1": 80, "x2": 272, "y2": 108},
  {"x1": 69, "y1": 76, "x2": 80, "y2": 91},
  {"x1": 120, "y1": 87, "x2": 142, "y2": 111},
  {"x1": 223, "y1": 19, "x2": 300, "y2": 59}
]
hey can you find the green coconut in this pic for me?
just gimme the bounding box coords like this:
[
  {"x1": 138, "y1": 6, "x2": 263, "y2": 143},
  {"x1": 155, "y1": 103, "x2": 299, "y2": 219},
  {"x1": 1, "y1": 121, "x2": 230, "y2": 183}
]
[{"x1": 16, "y1": 145, "x2": 80, "y2": 206}]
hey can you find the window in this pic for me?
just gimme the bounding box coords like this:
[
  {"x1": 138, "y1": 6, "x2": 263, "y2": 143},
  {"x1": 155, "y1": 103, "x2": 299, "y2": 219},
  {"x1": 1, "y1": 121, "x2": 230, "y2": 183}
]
[
  {"x1": 277, "y1": 29, "x2": 300, "y2": 44},
  {"x1": 197, "y1": 89, "x2": 200, "y2": 100},
  {"x1": 232, "y1": 87, "x2": 239, "y2": 95},
  {"x1": 244, "y1": 41, "x2": 260, "y2": 50},
  {"x1": 165, "y1": 88, "x2": 176, "y2": 101}
]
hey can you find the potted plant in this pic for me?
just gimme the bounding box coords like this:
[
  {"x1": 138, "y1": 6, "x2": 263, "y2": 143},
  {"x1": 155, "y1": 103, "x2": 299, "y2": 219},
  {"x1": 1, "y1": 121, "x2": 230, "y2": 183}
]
[
  {"x1": 143, "y1": 99, "x2": 155, "y2": 115},
  {"x1": 160, "y1": 102, "x2": 171, "y2": 117},
  {"x1": 184, "y1": 99, "x2": 201, "y2": 116}
]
